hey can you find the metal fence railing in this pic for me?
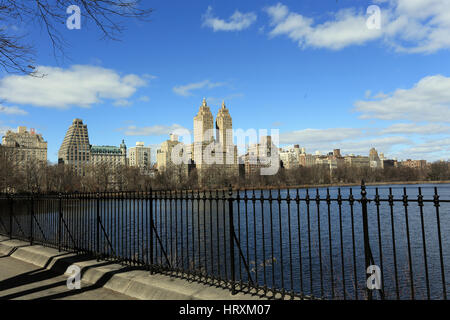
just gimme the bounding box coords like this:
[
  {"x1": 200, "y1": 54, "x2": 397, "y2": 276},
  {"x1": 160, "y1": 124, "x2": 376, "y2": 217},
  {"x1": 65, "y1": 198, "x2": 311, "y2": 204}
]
[{"x1": 0, "y1": 180, "x2": 448, "y2": 300}]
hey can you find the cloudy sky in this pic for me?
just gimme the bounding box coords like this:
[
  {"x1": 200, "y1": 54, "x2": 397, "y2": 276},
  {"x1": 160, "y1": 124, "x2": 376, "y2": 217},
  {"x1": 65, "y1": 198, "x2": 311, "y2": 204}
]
[{"x1": 0, "y1": 0, "x2": 449, "y2": 163}]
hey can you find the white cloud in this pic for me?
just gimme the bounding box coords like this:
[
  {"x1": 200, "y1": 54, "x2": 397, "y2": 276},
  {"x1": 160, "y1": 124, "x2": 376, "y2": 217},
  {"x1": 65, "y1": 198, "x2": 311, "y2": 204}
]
[
  {"x1": 335, "y1": 136, "x2": 412, "y2": 155},
  {"x1": 0, "y1": 65, "x2": 147, "y2": 109},
  {"x1": 265, "y1": 3, "x2": 381, "y2": 50},
  {"x1": 0, "y1": 126, "x2": 13, "y2": 136},
  {"x1": 138, "y1": 96, "x2": 150, "y2": 102},
  {"x1": 202, "y1": 6, "x2": 257, "y2": 32},
  {"x1": 119, "y1": 124, "x2": 189, "y2": 136},
  {"x1": 173, "y1": 80, "x2": 226, "y2": 97},
  {"x1": 380, "y1": 123, "x2": 450, "y2": 135},
  {"x1": 354, "y1": 75, "x2": 450, "y2": 122},
  {"x1": 207, "y1": 93, "x2": 244, "y2": 106},
  {"x1": 280, "y1": 128, "x2": 364, "y2": 145},
  {"x1": 264, "y1": 1, "x2": 450, "y2": 53},
  {"x1": 0, "y1": 104, "x2": 28, "y2": 115},
  {"x1": 391, "y1": 137, "x2": 450, "y2": 160},
  {"x1": 280, "y1": 127, "x2": 415, "y2": 157},
  {"x1": 113, "y1": 99, "x2": 132, "y2": 107}
]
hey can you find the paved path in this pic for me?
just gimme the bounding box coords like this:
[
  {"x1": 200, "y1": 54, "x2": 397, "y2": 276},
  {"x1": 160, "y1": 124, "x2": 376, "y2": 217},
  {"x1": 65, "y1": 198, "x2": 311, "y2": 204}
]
[{"x1": 0, "y1": 255, "x2": 135, "y2": 300}]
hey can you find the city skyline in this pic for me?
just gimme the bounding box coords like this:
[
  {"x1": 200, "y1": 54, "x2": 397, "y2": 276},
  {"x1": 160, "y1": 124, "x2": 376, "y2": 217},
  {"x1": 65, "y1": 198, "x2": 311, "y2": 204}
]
[
  {"x1": 2, "y1": 101, "x2": 430, "y2": 168},
  {"x1": 0, "y1": 0, "x2": 449, "y2": 163}
]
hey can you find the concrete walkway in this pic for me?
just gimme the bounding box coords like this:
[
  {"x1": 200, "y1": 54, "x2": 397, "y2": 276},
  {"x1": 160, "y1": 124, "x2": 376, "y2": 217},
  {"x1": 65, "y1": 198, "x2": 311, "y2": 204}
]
[
  {"x1": 0, "y1": 235, "x2": 265, "y2": 300},
  {"x1": 0, "y1": 255, "x2": 134, "y2": 300}
]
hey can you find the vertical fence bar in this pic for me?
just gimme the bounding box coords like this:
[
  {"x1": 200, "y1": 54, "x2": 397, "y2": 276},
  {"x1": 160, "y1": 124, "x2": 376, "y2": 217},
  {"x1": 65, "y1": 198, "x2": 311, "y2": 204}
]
[
  {"x1": 149, "y1": 188, "x2": 154, "y2": 274},
  {"x1": 402, "y1": 187, "x2": 414, "y2": 299},
  {"x1": 278, "y1": 189, "x2": 285, "y2": 298},
  {"x1": 287, "y1": 190, "x2": 294, "y2": 299},
  {"x1": 252, "y1": 189, "x2": 258, "y2": 291},
  {"x1": 374, "y1": 188, "x2": 385, "y2": 299},
  {"x1": 9, "y1": 193, "x2": 13, "y2": 239},
  {"x1": 315, "y1": 189, "x2": 323, "y2": 298},
  {"x1": 244, "y1": 189, "x2": 250, "y2": 293},
  {"x1": 349, "y1": 188, "x2": 358, "y2": 300},
  {"x1": 228, "y1": 185, "x2": 236, "y2": 295},
  {"x1": 261, "y1": 190, "x2": 267, "y2": 295},
  {"x1": 326, "y1": 188, "x2": 334, "y2": 299},
  {"x1": 58, "y1": 193, "x2": 62, "y2": 252},
  {"x1": 296, "y1": 189, "x2": 304, "y2": 298},
  {"x1": 236, "y1": 189, "x2": 242, "y2": 289},
  {"x1": 96, "y1": 192, "x2": 100, "y2": 261},
  {"x1": 360, "y1": 180, "x2": 372, "y2": 300},
  {"x1": 337, "y1": 188, "x2": 346, "y2": 300},
  {"x1": 306, "y1": 189, "x2": 313, "y2": 297},
  {"x1": 433, "y1": 187, "x2": 447, "y2": 300},
  {"x1": 30, "y1": 194, "x2": 34, "y2": 245},
  {"x1": 388, "y1": 187, "x2": 400, "y2": 300},
  {"x1": 418, "y1": 188, "x2": 430, "y2": 300}
]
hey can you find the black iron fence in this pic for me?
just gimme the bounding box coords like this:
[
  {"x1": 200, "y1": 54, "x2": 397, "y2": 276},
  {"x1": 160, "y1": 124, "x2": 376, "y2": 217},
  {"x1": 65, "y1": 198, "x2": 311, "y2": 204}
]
[{"x1": 0, "y1": 181, "x2": 448, "y2": 300}]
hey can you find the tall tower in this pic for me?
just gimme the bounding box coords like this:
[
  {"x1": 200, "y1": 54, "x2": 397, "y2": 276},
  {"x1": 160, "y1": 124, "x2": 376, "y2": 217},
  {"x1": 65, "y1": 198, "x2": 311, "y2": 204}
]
[
  {"x1": 120, "y1": 139, "x2": 127, "y2": 165},
  {"x1": 194, "y1": 98, "x2": 214, "y2": 144},
  {"x1": 193, "y1": 98, "x2": 214, "y2": 165},
  {"x1": 216, "y1": 100, "x2": 233, "y2": 149},
  {"x1": 58, "y1": 119, "x2": 91, "y2": 174}
]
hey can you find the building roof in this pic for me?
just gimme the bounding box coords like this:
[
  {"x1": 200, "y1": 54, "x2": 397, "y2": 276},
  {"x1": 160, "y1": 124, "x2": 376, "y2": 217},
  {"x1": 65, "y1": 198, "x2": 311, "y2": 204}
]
[{"x1": 91, "y1": 145, "x2": 123, "y2": 154}]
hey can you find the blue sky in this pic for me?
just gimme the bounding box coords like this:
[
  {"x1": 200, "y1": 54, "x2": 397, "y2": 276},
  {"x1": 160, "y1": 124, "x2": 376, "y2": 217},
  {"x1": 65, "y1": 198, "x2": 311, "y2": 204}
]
[{"x1": 0, "y1": 0, "x2": 449, "y2": 163}]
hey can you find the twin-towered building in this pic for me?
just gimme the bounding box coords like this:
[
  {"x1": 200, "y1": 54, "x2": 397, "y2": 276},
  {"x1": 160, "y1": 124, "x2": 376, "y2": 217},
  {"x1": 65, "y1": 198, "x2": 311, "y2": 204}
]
[
  {"x1": 155, "y1": 98, "x2": 239, "y2": 180},
  {"x1": 192, "y1": 99, "x2": 239, "y2": 175}
]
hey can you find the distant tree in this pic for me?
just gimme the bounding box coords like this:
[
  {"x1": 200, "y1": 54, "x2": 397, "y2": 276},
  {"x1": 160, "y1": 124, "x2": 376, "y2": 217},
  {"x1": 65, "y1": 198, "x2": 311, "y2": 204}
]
[
  {"x1": 428, "y1": 161, "x2": 450, "y2": 181},
  {"x1": 0, "y1": 147, "x2": 18, "y2": 192},
  {"x1": 0, "y1": 0, "x2": 152, "y2": 74}
]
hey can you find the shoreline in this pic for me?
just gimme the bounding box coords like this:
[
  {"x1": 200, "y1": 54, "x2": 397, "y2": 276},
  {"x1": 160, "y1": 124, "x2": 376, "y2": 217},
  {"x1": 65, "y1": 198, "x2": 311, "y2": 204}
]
[{"x1": 235, "y1": 180, "x2": 450, "y2": 191}]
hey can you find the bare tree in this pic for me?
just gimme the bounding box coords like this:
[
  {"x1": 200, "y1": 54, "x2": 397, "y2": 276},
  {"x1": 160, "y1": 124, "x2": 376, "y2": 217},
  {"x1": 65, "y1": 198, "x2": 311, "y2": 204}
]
[{"x1": 0, "y1": 0, "x2": 152, "y2": 74}]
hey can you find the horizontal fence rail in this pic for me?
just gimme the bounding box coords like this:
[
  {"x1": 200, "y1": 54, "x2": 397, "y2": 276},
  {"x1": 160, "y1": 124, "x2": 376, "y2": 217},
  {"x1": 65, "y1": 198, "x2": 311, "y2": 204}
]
[{"x1": 0, "y1": 181, "x2": 448, "y2": 300}]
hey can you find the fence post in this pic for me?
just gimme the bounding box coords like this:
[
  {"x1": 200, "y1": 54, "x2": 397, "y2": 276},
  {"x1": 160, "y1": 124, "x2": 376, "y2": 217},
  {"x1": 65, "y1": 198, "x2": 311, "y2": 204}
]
[
  {"x1": 96, "y1": 192, "x2": 100, "y2": 261},
  {"x1": 360, "y1": 180, "x2": 373, "y2": 300},
  {"x1": 30, "y1": 193, "x2": 34, "y2": 245},
  {"x1": 228, "y1": 184, "x2": 236, "y2": 295},
  {"x1": 58, "y1": 193, "x2": 62, "y2": 252},
  {"x1": 149, "y1": 188, "x2": 154, "y2": 275},
  {"x1": 8, "y1": 193, "x2": 13, "y2": 240}
]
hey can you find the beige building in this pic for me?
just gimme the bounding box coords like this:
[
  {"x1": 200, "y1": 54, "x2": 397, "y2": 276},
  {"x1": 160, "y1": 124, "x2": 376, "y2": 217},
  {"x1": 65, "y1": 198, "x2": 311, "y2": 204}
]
[
  {"x1": 1, "y1": 126, "x2": 47, "y2": 166},
  {"x1": 91, "y1": 140, "x2": 127, "y2": 168},
  {"x1": 400, "y1": 159, "x2": 427, "y2": 169},
  {"x1": 193, "y1": 98, "x2": 215, "y2": 165},
  {"x1": 245, "y1": 136, "x2": 277, "y2": 176},
  {"x1": 129, "y1": 142, "x2": 151, "y2": 172},
  {"x1": 279, "y1": 145, "x2": 301, "y2": 169},
  {"x1": 344, "y1": 155, "x2": 370, "y2": 167},
  {"x1": 192, "y1": 99, "x2": 238, "y2": 179},
  {"x1": 58, "y1": 119, "x2": 91, "y2": 174},
  {"x1": 369, "y1": 147, "x2": 382, "y2": 168},
  {"x1": 157, "y1": 134, "x2": 183, "y2": 171},
  {"x1": 299, "y1": 153, "x2": 316, "y2": 167}
]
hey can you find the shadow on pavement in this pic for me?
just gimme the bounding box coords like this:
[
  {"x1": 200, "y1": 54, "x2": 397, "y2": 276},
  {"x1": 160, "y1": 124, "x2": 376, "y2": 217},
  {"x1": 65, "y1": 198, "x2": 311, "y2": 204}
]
[
  {"x1": 0, "y1": 253, "x2": 95, "y2": 294},
  {"x1": 0, "y1": 260, "x2": 120, "y2": 300},
  {"x1": 33, "y1": 265, "x2": 146, "y2": 300}
]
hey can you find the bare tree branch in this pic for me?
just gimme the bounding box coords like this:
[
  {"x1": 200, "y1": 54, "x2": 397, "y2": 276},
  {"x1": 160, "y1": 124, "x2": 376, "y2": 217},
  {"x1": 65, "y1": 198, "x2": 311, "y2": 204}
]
[{"x1": 0, "y1": 0, "x2": 152, "y2": 75}]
